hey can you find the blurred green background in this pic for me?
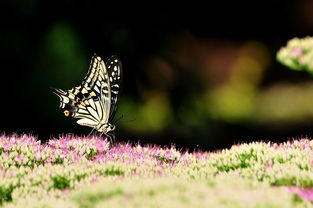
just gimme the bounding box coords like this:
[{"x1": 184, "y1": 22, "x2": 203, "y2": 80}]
[{"x1": 1, "y1": 0, "x2": 313, "y2": 150}]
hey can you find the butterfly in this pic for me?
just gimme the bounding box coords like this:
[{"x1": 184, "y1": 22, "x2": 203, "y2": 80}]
[{"x1": 52, "y1": 55, "x2": 122, "y2": 138}]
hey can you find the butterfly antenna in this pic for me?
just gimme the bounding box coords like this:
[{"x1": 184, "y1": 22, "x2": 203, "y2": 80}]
[
  {"x1": 114, "y1": 114, "x2": 124, "y2": 125},
  {"x1": 117, "y1": 116, "x2": 137, "y2": 124},
  {"x1": 122, "y1": 118, "x2": 137, "y2": 123}
]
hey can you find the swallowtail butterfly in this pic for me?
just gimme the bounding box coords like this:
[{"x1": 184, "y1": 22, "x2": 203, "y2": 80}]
[{"x1": 52, "y1": 55, "x2": 122, "y2": 137}]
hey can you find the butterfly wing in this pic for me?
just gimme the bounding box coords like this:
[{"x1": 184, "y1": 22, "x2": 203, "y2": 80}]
[
  {"x1": 74, "y1": 97, "x2": 106, "y2": 128},
  {"x1": 51, "y1": 88, "x2": 101, "y2": 128},
  {"x1": 52, "y1": 55, "x2": 112, "y2": 129},
  {"x1": 74, "y1": 55, "x2": 112, "y2": 127},
  {"x1": 105, "y1": 55, "x2": 122, "y2": 122},
  {"x1": 71, "y1": 55, "x2": 107, "y2": 101},
  {"x1": 81, "y1": 54, "x2": 103, "y2": 90}
]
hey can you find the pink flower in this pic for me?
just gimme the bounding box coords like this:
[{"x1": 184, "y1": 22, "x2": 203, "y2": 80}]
[
  {"x1": 292, "y1": 48, "x2": 302, "y2": 57},
  {"x1": 62, "y1": 189, "x2": 70, "y2": 195},
  {"x1": 2, "y1": 143, "x2": 11, "y2": 151},
  {"x1": 264, "y1": 162, "x2": 271, "y2": 170},
  {"x1": 91, "y1": 177, "x2": 98, "y2": 184},
  {"x1": 94, "y1": 139, "x2": 109, "y2": 152},
  {"x1": 287, "y1": 187, "x2": 313, "y2": 201},
  {"x1": 299, "y1": 189, "x2": 313, "y2": 201},
  {"x1": 35, "y1": 151, "x2": 42, "y2": 160},
  {"x1": 15, "y1": 155, "x2": 25, "y2": 164}
]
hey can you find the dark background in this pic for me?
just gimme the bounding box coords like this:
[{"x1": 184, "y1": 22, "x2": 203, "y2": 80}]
[{"x1": 1, "y1": 0, "x2": 313, "y2": 151}]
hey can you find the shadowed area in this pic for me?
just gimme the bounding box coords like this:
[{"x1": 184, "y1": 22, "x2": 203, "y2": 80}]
[{"x1": 1, "y1": 1, "x2": 313, "y2": 151}]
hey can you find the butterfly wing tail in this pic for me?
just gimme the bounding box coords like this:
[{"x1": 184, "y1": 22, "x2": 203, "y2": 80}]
[
  {"x1": 50, "y1": 87, "x2": 66, "y2": 97},
  {"x1": 50, "y1": 87, "x2": 70, "y2": 108}
]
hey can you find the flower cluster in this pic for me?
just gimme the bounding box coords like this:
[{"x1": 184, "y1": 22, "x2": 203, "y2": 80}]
[
  {"x1": 277, "y1": 36, "x2": 313, "y2": 74},
  {"x1": 1, "y1": 134, "x2": 313, "y2": 207},
  {"x1": 0, "y1": 134, "x2": 110, "y2": 169}
]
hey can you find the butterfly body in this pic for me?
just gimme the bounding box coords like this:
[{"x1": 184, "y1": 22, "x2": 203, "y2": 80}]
[{"x1": 52, "y1": 55, "x2": 122, "y2": 136}]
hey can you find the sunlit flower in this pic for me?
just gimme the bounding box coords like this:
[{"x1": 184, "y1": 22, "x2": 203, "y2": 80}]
[{"x1": 277, "y1": 36, "x2": 313, "y2": 73}]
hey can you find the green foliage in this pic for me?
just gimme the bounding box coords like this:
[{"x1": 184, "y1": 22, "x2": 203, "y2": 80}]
[
  {"x1": 0, "y1": 185, "x2": 13, "y2": 206},
  {"x1": 158, "y1": 156, "x2": 177, "y2": 164},
  {"x1": 85, "y1": 148, "x2": 97, "y2": 160},
  {"x1": 51, "y1": 175, "x2": 71, "y2": 190},
  {"x1": 292, "y1": 194, "x2": 304, "y2": 204},
  {"x1": 103, "y1": 167, "x2": 125, "y2": 176},
  {"x1": 53, "y1": 157, "x2": 64, "y2": 165},
  {"x1": 212, "y1": 147, "x2": 255, "y2": 172},
  {"x1": 271, "y1": 177, "x2": 297, "y2": 186},
  {"x1": 74, "y1": 173, "x2": 87, "y2": 182}
]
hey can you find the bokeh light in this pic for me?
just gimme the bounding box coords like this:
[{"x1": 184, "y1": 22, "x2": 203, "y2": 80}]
[{"x1": 2, "y1": 1, "x2": 313, "y2": 150}]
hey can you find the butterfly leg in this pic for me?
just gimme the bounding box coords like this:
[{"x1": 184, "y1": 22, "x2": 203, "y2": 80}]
[
  {"x1": 102, "y1": 132, "x2": 115, "y2": 143},
  {"x1": 87, "y1": 127, "x2": 96, "y2": 137}
]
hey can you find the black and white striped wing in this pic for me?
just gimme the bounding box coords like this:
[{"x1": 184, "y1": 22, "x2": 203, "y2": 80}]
[
  {"x1": 74, "y1": 97, "x2": 107, "y2": 128},
  {"x1": 81, "y1": 54, "x2": 104, "y2": 90},
  {"x1": 52, "y1": 55, "x2": 112, "y2": 128},
  {"x1": 106, "y1": 56, "x2": 122, "y2": 122},
  {"x1": 74, "y1": 56, "x2": 112, "y2": 127},
  {"x1": 72, "y1": 55, "x2": 109, "y2": 101}
]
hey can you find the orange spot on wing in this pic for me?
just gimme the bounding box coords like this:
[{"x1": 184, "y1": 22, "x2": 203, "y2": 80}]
[
  {"x1": 76, "y1": 101, "x2": 84, "y2": 107},
  {"x1": 64, "y1": 110, "x2": 70, "y2": 116}
]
